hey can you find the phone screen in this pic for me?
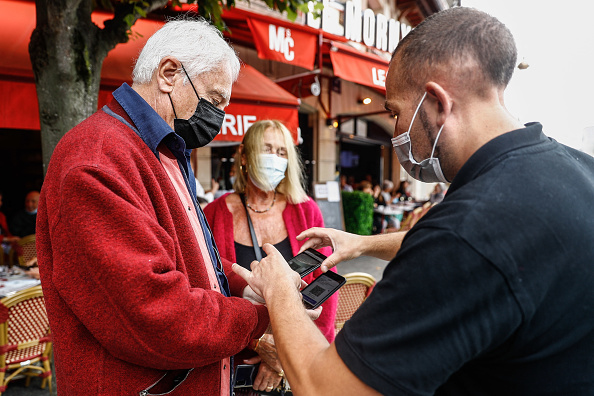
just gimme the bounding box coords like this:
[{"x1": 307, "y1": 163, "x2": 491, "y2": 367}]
[
  {"x1": 301, "y1": 271, "x2": 346, "y2": 309},
  {"x1": 287, "y1": 249, "x2": 326, "y2": 278}
]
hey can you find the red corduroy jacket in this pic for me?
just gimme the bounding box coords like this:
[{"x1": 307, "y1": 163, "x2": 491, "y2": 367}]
[{"x1": 36, "y1": 100, "x2": 269, "y2": 395}]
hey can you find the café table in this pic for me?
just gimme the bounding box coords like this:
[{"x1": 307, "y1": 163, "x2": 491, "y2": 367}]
[
  {"x1": 374, "y1": 205, "x2": 404, "y2": 232},
  {"x1": 0, "y1": 267, "x2": 41, "y2": 298}
]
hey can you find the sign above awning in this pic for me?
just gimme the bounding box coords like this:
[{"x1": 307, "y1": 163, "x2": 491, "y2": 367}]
[
  {"x1": 247, "y1": 17, "x2": 318, "y2": 71},
  {"x1": 326, "y1": 41, "x2": 390, "y2": 92}
]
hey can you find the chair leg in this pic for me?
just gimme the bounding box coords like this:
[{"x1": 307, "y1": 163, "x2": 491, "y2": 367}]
[{"x1": 0, "y1": 369, "x2": 5, "y2": 396}]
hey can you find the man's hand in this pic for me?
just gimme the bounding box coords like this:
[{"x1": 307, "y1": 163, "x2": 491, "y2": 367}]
[
  {"x1": 242, "y1": 284, "x2": 265, "y2": 305},
  {"x1": 232, "y1": 244, "x2": 301, "y2": 302},
  {"x1": 296, "y1": 227, "x2": 363, "y2": 271}
]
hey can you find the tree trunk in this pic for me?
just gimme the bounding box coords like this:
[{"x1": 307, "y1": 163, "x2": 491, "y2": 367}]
[
  {"x1": 29, "y1": 0, "x2": 168, "y2": 174},
  {"x1": 29, "y1": 0, "x2": 105, "y2": 174}
]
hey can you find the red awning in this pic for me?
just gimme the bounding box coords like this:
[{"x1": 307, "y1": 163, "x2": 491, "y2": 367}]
[
  {"x1": 0, "y1": 0, "x2": 299, "y2": 142},
  {"x1": 217, "y1": 64, "x2": 300, "y2": 144},
  {"x1": 325, "y1": 41, "x2": 390, "y2": 92}
]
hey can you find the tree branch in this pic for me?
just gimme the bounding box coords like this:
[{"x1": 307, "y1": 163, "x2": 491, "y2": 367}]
[{"x1": 100, "y1": 0, "x2": 169, "y2": 56}]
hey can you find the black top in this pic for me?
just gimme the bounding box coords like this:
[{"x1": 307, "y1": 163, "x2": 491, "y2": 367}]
[
  {"x1": 336, "y1": 123, "x2": 594, "y2": 395},
  {"x1": 234, "y1": 237, "x2": 293, "y2": 270},
  {"x1": 10, "y1": 211, "x2": 36, "y2": 237}
]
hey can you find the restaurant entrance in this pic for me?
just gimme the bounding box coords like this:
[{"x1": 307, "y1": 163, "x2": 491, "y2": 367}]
[
  {"x1": 0, "y1": 129, "x2": 43, "y2": 219},
  {"x1": 339, "y1": 140, "x2": 382, "y2": 187}
]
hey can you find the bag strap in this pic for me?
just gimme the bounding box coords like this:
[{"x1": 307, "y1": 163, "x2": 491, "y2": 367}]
[{"x1": 240, "y1": 194, "x2": 263, "y2": 261}]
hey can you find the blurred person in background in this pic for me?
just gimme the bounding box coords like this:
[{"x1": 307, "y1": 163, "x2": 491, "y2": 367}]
[
  {"x1": 394, "y1": 180, "x2": 411, "y2": 202},
  {"x1": 340, "y1": 174, "x2": 354, "y2": 192},
  {"x1": 0, "y1": 191, "x2": 19, "y2": 261},
  {"x1": 10, "y1": 190, "x2": 39, "y2": 237},
  {"x1": 380, "y1": 180, "x2": 394, "y2": 205},
  {"x1": 429, "y1": 183, "x2": 445, "y2": 204}
]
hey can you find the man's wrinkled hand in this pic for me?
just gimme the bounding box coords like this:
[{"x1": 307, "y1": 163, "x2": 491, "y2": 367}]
[{"x1": 243, "y1": 284, "x2": 266, "y2": 305}]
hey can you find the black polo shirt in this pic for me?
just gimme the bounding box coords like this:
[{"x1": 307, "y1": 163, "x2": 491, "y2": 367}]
[{"x1": 336, "y1": 123, "x2": 594, "y2": 395}]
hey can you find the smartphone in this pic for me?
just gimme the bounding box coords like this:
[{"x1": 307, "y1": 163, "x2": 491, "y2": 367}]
[
  {"x1": 301, "y1": 271, "x2": 346, "y2": 309},
  {"x1": 233, "y1": 363, "x2": 259, "y2": 388},
  {"x1": 287, "y1": 248, "x2": 327, "y2": 278}
]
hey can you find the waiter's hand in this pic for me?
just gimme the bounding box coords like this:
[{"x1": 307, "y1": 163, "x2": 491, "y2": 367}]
[{"x1": 296, "y1": 227, "x2": 363, "y2": 271}]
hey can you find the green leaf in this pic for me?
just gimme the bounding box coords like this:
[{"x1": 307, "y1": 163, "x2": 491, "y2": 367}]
[
  {"x1": 286, "y1": 7, "x2": 297, "y2": 21},
  {"x1": 134, "y1": 6, "x2": 147, "y2": 18}
]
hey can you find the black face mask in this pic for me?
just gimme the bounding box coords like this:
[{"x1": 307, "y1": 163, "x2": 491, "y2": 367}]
[{"x1": 169, "y1": 64, "x2": 225, "y2": 149}]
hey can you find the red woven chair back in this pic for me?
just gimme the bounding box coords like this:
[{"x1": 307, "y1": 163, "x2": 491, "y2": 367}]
[
  {"x1": 0, "y1": 285, "x2": 52, "y2": 395},
  {"x1": 16, "y1": 234, "x2": 36, "y2": 267},
  {"x1": 334, "y1": 272, "x2": 376, "y2": 336},
  {"x1": 4, "y1": 296, "x2": 50, "y2": 365}
]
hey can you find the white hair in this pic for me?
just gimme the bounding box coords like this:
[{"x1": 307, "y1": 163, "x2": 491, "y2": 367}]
[{"x1": 132, "y1": 17, "x2": 240, "y2": 85}]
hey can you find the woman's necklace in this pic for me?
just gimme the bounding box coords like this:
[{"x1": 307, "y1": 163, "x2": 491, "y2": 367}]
[{"x1": 246, "y1": 190, "x2": 277, "y2": 213}]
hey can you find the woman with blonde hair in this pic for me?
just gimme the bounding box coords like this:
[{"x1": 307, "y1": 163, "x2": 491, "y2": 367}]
[{"x1": 204, "y1": 120, "x2": 338, "y2": 393}]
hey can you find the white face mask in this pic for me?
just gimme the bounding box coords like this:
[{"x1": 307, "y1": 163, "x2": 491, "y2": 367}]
[
  {"x1": 249, "y1": 154, "x2": 288, "y2": 191},
  {"x1": 391, "y1": 92, "x2": 448, "y2": 183}
]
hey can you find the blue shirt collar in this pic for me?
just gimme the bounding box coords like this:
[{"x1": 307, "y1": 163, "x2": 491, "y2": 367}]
[{"x1": 112, "y1": 83, "x2": 187, "y2": 155}]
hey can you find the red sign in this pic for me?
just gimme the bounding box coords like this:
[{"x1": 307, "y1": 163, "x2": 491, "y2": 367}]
[
  {"x1": 328, "y1": 41, "x2": 390, "y2": 91},
  {"x1": 248, "y1": 18, "x2": 317, "y2": 71},
  {"x1": 216, "y1": 102, "x2": 299, "y2": 144}
]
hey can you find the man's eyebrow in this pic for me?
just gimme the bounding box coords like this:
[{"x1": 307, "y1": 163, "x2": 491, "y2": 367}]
[{"x1": 212, "y1": 89, "x2": 230, "y2": 101}]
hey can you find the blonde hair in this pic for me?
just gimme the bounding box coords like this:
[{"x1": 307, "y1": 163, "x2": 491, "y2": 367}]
[{"x1": 234, "y1": 120, "x2": 308, "y2": 204}]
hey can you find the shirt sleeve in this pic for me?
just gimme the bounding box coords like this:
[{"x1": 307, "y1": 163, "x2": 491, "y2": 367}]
[{"x1": 335, "y1": 228, "x2": 523, "y2": 395}]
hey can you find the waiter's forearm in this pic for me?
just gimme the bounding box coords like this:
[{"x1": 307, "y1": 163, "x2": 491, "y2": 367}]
[
  {"x1": 265, "y1": 283, "x2": 331, "y2": 394},
  {"x1": 360, "y1": 231, "x2": 406, "y2": 261}
]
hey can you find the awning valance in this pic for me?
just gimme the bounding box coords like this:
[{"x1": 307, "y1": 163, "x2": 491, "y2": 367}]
[{"x1": 325, "y1": 41, "x2": 390, "y2": 92}]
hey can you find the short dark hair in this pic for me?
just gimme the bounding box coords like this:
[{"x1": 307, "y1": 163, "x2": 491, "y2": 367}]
[{"x1": 393, "y1": 7, "x2": 517, "y2": 93}]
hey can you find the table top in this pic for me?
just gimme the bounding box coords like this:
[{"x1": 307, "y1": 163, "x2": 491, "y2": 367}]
[
  {"x1": 0, "y1": 267, "x2": 41, "y2": 298},
  {"x1": 392, "y1": 201, "x2": 423, "y2": 211},
  {"x1": 374, "y1": 205, "x2": 403, "y2": 215}
]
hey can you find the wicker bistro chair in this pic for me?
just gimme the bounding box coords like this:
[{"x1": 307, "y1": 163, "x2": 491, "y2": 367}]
[
  {"x1": 0, "y1": 285, "x2": 52, "y2": 395},
  {"x1": 334, "y1": 272, "x2": 377, "y2": 336},
  {"x1": 8, "y1": 234, "x2": 36, "y2": 268}
]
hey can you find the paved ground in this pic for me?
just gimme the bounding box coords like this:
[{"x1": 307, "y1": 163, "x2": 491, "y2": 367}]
[
  {"x1": 335, "y1": 255, "x2": 390, "y2": 282},
  {"x1": 3, "y1": 376, "x2": 49, "y2": 395}
]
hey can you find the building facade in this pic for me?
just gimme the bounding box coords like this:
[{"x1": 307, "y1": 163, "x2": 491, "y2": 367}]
[{"x1": 0, "y1": 0, "x2": 448, "y2": 215}]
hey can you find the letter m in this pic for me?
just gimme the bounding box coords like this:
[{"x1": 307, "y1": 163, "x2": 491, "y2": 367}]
[{"x1": 269, "y1": 24, "x2": 286, "y2": 52}]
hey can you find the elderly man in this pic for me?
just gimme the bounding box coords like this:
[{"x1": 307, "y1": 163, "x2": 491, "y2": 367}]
[
  {"x1": 37, "y1": 19, "x2": 272, "y2": 395},
  {"x1": 10, "y1": 190, "x2": 39, "y2": 237},
  {"x1": 234, "y1": 7, "x2": 594, "y2": 395}
]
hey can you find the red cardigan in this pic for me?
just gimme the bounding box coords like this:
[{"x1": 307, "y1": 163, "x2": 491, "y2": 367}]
[
  {"x1": 36, "y1": 101, "x2": 269, "y2": 395},
  {"x1": 0, "y1": 212, "x2": 12, "y2": 238},
  {"x1": 204, "y1": 193, "x2": 338, "y2": 342}
]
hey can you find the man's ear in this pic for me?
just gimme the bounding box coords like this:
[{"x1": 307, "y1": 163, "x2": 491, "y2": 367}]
[
  {"x1": 425, "y1": 82, "x2": 452, "y2": 127},
  {"x1": 156, "y1": 57, "x2": 181, "y2": 94}
]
